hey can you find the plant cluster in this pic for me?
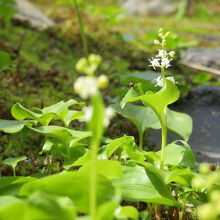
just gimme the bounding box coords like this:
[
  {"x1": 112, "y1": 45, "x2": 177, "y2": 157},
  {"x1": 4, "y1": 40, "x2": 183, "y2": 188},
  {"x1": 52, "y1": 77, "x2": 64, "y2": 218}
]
[{"x1": 0, "y1": 28, "x2": 220, "y2": 220}]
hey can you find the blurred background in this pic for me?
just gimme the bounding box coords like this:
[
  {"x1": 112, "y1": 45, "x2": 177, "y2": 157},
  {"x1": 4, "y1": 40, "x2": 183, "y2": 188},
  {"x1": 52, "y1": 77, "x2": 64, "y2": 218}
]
[{"x1": 0, "y1": 0, "x2": 219, "y2": 175}]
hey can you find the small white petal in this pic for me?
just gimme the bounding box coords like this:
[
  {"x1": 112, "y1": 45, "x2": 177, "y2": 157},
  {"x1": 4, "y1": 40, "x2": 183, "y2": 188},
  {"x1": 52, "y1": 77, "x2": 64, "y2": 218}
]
[
  {"x1": 161, "y1": 58, "x2": 171, "y2": 68},
  {"x1": 149, "y1": 58, "x2": 160, "y2": 69},
  {"x1": 154, "y1": 76, "x2": 163, "y2": 87}
]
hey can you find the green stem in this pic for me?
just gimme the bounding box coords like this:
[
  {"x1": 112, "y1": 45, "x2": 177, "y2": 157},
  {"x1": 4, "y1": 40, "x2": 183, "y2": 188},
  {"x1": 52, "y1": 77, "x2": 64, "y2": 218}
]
[
  {"x1": 12, "y1": 167, "x2": 16, "y2": 177},
  {"x1": 73, "y1": 0, "x2": 89, "y2": 58},
  {"x1": 139, "y1": 132, "x2": 143, "y2": 150},
  {"x1": 90, "y1": 139, "x2": 98, "y2": 220},
  {"x1": 160, "y1": 108, "x2": 167, "y2": 169},
  {"x1": 160, "y1": 43, "x2": 167, "y2": 169}
]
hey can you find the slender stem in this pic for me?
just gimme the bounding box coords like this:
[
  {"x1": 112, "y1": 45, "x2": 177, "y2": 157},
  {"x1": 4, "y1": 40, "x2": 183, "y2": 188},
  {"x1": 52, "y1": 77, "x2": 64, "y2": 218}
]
[
  {"x1": 160, "y1": 108, "x2": 167, "y2": 169},
  {"x1": 139, "y1": 132, "x2": 143, "y2": 150},
  {"x1": 73, "y1": 0, "x2": 89, "y2": 58},
  {"x1": 90, "y1": 138, "x2": 99, "y2": 219},
  {"x1": 12, "y1": 167, "x2": 16, "y2": 177},
  {"x1": 160, "y1": 42, "x2": 168, "y2": 169}
]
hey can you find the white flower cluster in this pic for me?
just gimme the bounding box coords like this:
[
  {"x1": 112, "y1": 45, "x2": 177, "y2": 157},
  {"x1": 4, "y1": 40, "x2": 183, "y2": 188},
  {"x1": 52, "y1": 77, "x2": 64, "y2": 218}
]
[
  {"x1": 149, "y1": 50, "x2": 175, "y2": 70},
  {"x1": 74, "y1": 54, "x2": 109, "y2": 99},
  {"x1": 81, "y1": 106, "x2": 115, "y2": 127},
  {"x1": 154, "y1": 76, "x2": 176, "y2": 87},
  {"x1": 149, "y1": 29, "x2": 175, "y2": 70}
]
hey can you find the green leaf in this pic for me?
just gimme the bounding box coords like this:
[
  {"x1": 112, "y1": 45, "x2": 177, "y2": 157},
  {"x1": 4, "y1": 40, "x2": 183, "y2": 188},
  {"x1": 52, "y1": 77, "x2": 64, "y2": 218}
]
[
  {"x1": 115, "y1": 206, "x2": 139, "y2": 220},
  {"x1": 167, "y1": 109, "x2": 192, "y2": 141},
  {"x1": 0, "y1": 50, "x2": 11, "y2": 71},
  {"x1": 121, "y1": 79, "x2": 180, "y2": 124},
  {"x1": 11, "y1": 100, "x2": 84, "y2": 126},
  {"x1": 0, "y1": 192, "x2": 77, "y2": 220},
  {"x1": 0, "y1": 196, "x2": 21, "y2": 211},
  {"x1": 96, "y1": 201, "x2": 119, "y2": 220},
  {"x1": 161, "y1": 168, "x2": 192, "y2": 186},
  {"x1": 79, "y1": 160, "x2": 122, "y2": 180},
  {"x1": 0, "y1": 176, "x2": 36, "y2": 196},
  {"x1": 2, "y1": 156, "x2": 27, "y2": 169},
  {"x1": 111, "y1": 103, "x2": 160, "y2": 135},
  {"x1": 112, "y1": 71, "x2": 160, "y2": 92},
  {"x1": 29, "y1": 126, "x2": 91, "y2": 146},
  {"x1": 60, "y1": 110, "x2": 83, "y2": 127},
  {"x1": 113, "y1": 165, "x2": 180, "y2": 207},
  {"x1": 20, "y1": 171, "x2": 117, "y2": 214},
  {"x1": 111, "y1": 103, "x2": 192, "y2": 141},
  {"x1": 121, "y1": 83, "x2": 144, "y2": 109},
  {"x1": 156, "y1": 140, "x2": 196, "y2": 168},
  {"x1": 0, "y1": 120, "x2": 36, "y2": 133}
]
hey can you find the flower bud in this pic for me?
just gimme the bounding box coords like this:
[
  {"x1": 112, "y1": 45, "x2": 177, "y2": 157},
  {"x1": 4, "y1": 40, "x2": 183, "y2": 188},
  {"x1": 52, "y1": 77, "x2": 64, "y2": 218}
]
[
  {"x1": 169, "y1": 51, "x2": 175, "y2": 57},
  {"x1": 154, "y1": 40, "x2": 160, "y2": 45},
  {"x1": 76, "y1": 58, "x2": 88, "y2": 73},
  {"x1": 162, "y1": 39, "x2": 166, "y2": 45},
  {"x1": 165, "y1": 31, "x2": 170, "y2": 36},
  {"x1": 85, "y1": 64, "x2": 98, "y2": 76},
  {"x1": 199, "y1": 163, "x2": 210, "y2": 174},
  {"x1": 98, "y1": 75, "x2": 109, "y2": 89},
  {"x1": 159, "y1": 33, "x2": 163, "y2": 37},
  {"x1": 89, "y1": 54, "x2": 102, "y2": 65},
  {"x1": 159, "y1": 28, "x2": 163, "y2": 32}
]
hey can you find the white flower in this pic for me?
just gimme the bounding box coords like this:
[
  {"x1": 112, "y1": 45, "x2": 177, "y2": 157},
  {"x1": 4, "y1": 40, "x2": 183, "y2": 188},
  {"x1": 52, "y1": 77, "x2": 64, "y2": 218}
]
[
  {"x1": 74, "y1": 76, "x2": 98, "y2": 99},
  {"x1": 149, "y1": 58, "x2": 160, "y2": 69},
  {"x1": 104, "y1": 107, "x2": 115, "y2": 127},
  {"x1": 81, "y1": 106, "x2": 115, "y2": 127},
  {"x1": 81, "y1": 106, "x2": 93, "y2": 122},
  {"x1": 154, "y1": 40, "x2": 160, "y2": 45},
  {"x1": 157, "y1": 50, "x2": 167, "y2": 58},
  {"x1": 155, "y1": 76, "x2": 163, "y2": 87},
  {"x1": 161, "y1": 57, "x2": 171, "y2": 68},
  {"x1": 155, "y1": 76, "x2": 176, "y2": 87}
]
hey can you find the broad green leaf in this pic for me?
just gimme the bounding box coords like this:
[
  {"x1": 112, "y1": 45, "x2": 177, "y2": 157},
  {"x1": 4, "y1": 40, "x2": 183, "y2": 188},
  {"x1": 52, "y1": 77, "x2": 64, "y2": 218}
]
[
  {"x1": 0, "y1": 50, "x2": 11, "y2": 71},
  {"x1": 27, "y1": 191, "x2": 77, "y2": 220},
  {"x1": 0, "y1": 176, "x2": 36, "y2": 196},
  {"x1": 60, "y1": 110, "x2": 83, "y2": 127},
  {"x1": 112, "y1": 103, "x2": 192, "y2": 141},
  {"x1": 167, "y1": 109, "x2": 192, "y2": 141},
  {"x1": 0, "y1": 192, "x2": 77, "y2": 220},
  {"x1": 11, "y1": 100, "x2": 84, "y2": 126},
  {"x1": 79, "y1": 160, "x2": 122, "y2": 180},
  {"x1": 111, "y1": 103, "x2": 160, "y2": 135},
  {"x1": 20, "y1": 171, "x2": 117, "y2": 214},
  {"x1": 121, "y1": 79, "x2": 180, "y2": 124},
  {"x1": 156, "y1": 141, "x2": 196, "y2": 168},
  {"x1": 63, "y1": 145, "x2": 87, "y2": 169},
  {"x1": 161, "y1": 168, "x2": 192, "y2": 186},
  {"x1": 112, "y1": 71, "x2": 160, "y2": 92},
  {"x1": 0, "y1": 120, "x2": 36, "y2": 133},
  {"x1": 113, "y1": 165, "x2": 180, "y2": 207},
  {"x1": 96, "y1": 201, "x2": 119, "y2": 220},
  {"x1": 0, "y1": 196, "x2": 21, "y2": 210},
  {"x1": 121, "y1": 83, "x2": 144, "y2": 108},
  {"x1": 12, "y1": 103, "x2": 55, "y2": 126},
  {"x1": 29, "y1": 126, "x2": 91, "y2": 146},
  {"x1": 115, "y1": 206, "x2": 139, "y2": 220},
  {"x1": 2, "y1": 156, "x2": 27, "y2": 169},
  {"x1": 0, "y1": 198, "x2": 26, "y2": 220}
]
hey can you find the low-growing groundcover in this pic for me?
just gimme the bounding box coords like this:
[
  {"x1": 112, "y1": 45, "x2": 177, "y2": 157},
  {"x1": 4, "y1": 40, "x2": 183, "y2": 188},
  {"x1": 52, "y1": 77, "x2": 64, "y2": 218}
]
[{"x1": 1, "y1": 27, "x2": 220, "y2": 220}]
